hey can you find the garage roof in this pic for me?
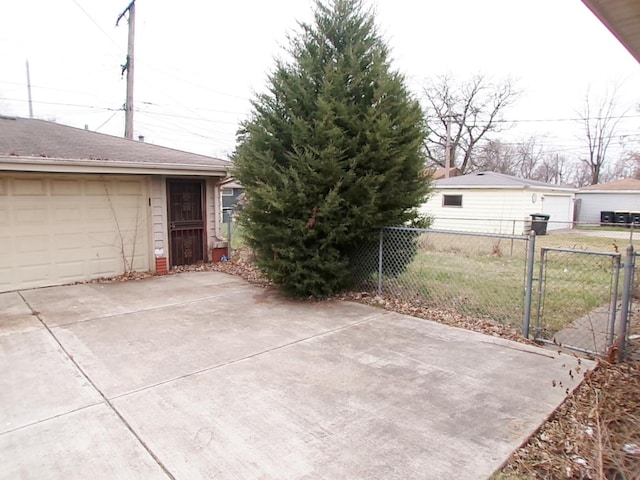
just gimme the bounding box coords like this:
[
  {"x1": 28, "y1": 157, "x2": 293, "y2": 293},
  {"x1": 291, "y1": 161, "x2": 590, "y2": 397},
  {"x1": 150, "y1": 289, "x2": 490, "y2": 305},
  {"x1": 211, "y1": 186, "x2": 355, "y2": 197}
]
[
  {"x1": 0, "y1": 116, "x2": 230, "y2": 175},
  {"x1": 582, "y1": 0, "x2": 640, "y2": 63},
  {"x1": 433, "y1": 171, "x2": 576, "y2": 191},
  {"x1": 579, "y1": 177, "x2": 640, "y2": 191}
]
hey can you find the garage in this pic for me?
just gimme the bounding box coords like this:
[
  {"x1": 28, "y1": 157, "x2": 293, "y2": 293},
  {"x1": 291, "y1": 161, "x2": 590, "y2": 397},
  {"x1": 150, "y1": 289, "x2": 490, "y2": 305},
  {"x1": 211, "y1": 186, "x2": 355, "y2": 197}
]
[
  {"x1": 0, "y1": 173, "x2": 150, "y2": 292},
  {"x1": 575, "y1": 178, "x2": 640, "y2": 224},
  {"x1": 1, "y1": 116, "x2": 231, "y2": 292},
  {"x1": 539, "y1": 194, "x2": 575, "y2": 231},
  {"x1": 420, "y1": 171, "x2": 576, "y2": 234}
]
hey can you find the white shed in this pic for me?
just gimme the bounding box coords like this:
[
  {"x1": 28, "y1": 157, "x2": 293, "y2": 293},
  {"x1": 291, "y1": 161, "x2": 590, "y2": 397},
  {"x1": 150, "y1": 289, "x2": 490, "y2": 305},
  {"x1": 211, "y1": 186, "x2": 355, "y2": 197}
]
[
  {"x1": 420, "y1": 171, "x2": 576, "y2": 234},
  {"x1": 575, "y1": 178, "x2": 640, "y2": 225}
]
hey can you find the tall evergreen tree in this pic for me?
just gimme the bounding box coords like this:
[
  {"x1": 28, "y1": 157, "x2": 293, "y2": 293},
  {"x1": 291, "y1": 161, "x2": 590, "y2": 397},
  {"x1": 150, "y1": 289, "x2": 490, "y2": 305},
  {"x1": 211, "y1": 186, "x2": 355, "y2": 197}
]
[{"x1": 232, "y1": 0, "x2": 429, "y2": 297}]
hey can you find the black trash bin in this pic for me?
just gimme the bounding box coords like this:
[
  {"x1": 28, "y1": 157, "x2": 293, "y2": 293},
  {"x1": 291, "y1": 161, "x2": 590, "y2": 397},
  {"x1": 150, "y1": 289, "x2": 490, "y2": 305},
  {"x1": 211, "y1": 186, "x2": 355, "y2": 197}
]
[
  {"x1": 630, "y1": 212, "x2": 640, "y2": 226},
  {"x1": 530, "y1": 213, "x2": 550, "y2": 235},
  {"x1": 600, "y1": 211, "x2": 614, "y2": 225},
  {"x1": 614, "y1": 211, "x2": 630, "y2": 226}
]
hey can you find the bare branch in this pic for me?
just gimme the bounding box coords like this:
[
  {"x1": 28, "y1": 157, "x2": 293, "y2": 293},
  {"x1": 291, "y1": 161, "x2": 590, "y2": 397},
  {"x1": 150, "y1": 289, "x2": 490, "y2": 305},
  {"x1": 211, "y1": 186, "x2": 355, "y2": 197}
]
[
  {"x1": 577, "y1": 85, "x2": 629, "y2": 185},
  {"x1": 422, "y1": 73, "x2": 520, "y2": 173}
]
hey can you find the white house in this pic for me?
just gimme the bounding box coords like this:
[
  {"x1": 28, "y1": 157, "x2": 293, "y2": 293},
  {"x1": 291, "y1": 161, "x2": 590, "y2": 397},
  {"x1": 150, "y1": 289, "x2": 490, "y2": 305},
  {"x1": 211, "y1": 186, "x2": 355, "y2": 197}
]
[
  {"x1": 421, "y1": 171, "x2": 577, "y2": 235},
  {"x1": 575, "y1": 178, "x2": 640, "y2": 225}
]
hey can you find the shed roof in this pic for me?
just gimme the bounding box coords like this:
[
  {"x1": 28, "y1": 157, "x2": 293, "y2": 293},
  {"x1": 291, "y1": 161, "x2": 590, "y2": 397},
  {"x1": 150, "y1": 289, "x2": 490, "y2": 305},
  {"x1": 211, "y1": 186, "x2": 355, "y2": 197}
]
[
  {"x1": 433, "y1": 171, "x2": 576, "y2": 191},
  {"x1": 0, "y1": 116, "x2": 230, "y2": 175},
  {"x1": 579, "y1": 178, "x2": 640, "y2": 192}
]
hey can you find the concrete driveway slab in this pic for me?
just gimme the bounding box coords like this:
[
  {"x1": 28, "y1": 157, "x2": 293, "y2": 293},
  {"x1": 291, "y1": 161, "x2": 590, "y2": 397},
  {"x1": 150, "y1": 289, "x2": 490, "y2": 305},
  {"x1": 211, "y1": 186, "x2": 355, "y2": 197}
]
[
  {"x1": 19, "y1": 272, "x2": 249, "y2": 327},
  {"x1": 50, "y1": 286, "x2": 385, "y2": 398},
  {"x1": 0, "y1": 327, "x2": 102, "y2": 434},
  {"x1": 113, "y1": 312, "x2": 582, "y2": 480},
  {"x1": 2, "y1": 271, "x2": 593, "y2": 479},
  {"x1": 0, "y1": 403, "x2": 169, "y2": 480}
]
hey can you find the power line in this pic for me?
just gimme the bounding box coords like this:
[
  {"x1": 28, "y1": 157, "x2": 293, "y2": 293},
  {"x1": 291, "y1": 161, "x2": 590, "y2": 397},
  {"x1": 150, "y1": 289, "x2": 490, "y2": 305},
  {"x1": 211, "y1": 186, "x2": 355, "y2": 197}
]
[
  {"x1": 70, "y1": 0, "x2": 124, "y2": 52},
  {"x1": 135, "y1": 60, "x2": 251, "y2": 101},
  {"x1": 134, "y1": 108, "x2": 243, "y2": 126},
  {"x1": 95, "y1": 109, "x2": 121, "y2": 131},
  {"x1": 1, "y1": 96, "x2": 120, "y2": 112},
  {"x1": 425, "y1": 113, "x2": 640, "y2": 124}
]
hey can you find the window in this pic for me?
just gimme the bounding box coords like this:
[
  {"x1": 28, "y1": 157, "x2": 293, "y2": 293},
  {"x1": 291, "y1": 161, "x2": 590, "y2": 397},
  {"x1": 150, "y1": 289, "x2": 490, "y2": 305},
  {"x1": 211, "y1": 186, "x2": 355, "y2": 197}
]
[
  {"x1": 443, "y1": 194, "x2": 463, "y2": 207},
  {"x1": 222, "y1": 188, "x2": 233, "y2": 197}
]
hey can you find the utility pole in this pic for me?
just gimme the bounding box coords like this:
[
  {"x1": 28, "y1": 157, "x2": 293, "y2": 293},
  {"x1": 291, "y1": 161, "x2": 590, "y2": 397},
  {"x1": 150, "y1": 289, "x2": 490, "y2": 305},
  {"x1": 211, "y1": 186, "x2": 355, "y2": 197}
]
[
  {"x1": 25, "y1": 60, "x2": 34, "y2": 118},
  {"x1": 444, "y1": 110, "x2": 452, "y2": 178},
  {"x1": 443, "y1": 107, "x2": 460, "y2": 178},
  {"x1": 117, "y1": 1, "x2": 136, "y2": 139}
]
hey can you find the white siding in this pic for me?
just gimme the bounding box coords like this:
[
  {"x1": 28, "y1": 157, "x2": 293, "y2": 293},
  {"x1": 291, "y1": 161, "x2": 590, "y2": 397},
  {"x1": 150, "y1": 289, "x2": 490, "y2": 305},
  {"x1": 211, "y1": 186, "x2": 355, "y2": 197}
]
[
  {"x1": 206, "y1": 178, "x2": 222, "y2": 254},
  {"x1": 576, "y1": 192, "x2": 640, "y2": 224},
  {"x1": 0, "y1": 173, "x2": 150, "y2": 293},
  {"x1": 421, "y1": 188, "x2": 573, "y2": 234},
  {"x1": 150, "y1": 176, "x2": 168, "y2": 256}
]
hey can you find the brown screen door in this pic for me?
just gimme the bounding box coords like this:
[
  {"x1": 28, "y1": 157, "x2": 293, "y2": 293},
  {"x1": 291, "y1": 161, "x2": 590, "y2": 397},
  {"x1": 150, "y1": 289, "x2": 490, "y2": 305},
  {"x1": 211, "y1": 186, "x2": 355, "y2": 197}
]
[{"x1": 167, "y1": 179, "x2": 206, "y2": 266}]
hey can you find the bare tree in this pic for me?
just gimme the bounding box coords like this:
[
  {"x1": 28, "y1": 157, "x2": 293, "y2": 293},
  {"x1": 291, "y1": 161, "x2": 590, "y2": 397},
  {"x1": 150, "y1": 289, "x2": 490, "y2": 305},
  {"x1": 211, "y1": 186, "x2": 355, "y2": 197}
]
[
  {"x1": 609, "y1": 151, "x2": 640, "y2": 180},
  {"x1": 422, "y1": 74, "x2": 520, "y2": 173},
  {"x1": 570, "y1": 162, "x2": 594, "y2": 188},
  {"x1": 515, "y1": 137, "x2": 545, "y2": 179},
  {"x1": 474, "y1": 139, "x2": 517, "y2": 175},
  {"x1": 577, "y1": 87, "x2": 626, "y2": 185},
  {"x1": 533, "y1": 153, "x2": 570, "y2": 184},
  {"x1": 473, "y1": 135, "x2": 568, "y2": 184}
]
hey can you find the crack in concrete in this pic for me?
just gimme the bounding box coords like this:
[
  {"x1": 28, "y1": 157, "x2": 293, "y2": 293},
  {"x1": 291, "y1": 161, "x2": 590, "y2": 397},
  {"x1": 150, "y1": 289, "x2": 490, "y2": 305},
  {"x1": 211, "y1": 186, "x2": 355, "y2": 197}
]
[{"x1": 17, "y1": 291, "x2": 177, "y2": 480}]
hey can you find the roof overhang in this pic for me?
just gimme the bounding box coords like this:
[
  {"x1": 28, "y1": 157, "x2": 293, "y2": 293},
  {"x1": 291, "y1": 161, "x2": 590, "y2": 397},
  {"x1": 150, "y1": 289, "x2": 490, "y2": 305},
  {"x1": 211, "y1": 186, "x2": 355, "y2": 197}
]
[
  {"x1": 582, "y1": 0, "x2": 640, "y2": 63},
  {"x1": 433, "y1": 184, "x2": 576, "y2": 193},
  {"x1": 0, "y1": 156, "x2": 229, "y2": 177},
  {"x1": 577, "y1": 189, "x2": 639, "y2": 194}
]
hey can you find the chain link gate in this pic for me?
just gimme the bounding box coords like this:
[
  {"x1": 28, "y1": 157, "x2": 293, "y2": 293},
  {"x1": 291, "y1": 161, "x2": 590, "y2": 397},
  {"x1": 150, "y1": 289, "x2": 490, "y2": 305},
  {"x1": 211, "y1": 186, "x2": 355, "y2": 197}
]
[
  {"x1": 534, "y1": 247, "x2": 622, "y2": 356},
  {"x1": 626, "y1": 251, "x2": 640, "y2": 361}
]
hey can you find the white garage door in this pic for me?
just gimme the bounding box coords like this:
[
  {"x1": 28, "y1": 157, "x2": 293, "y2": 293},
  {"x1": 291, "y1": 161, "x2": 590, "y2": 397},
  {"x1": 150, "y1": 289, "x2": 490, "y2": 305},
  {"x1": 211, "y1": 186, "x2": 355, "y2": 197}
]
[
  {"x1": 0, "y1": 174, "x2": 150, "y2": 293},
  {"x1": 541, "y1": 195, "x2": 574, "y2": 231}
]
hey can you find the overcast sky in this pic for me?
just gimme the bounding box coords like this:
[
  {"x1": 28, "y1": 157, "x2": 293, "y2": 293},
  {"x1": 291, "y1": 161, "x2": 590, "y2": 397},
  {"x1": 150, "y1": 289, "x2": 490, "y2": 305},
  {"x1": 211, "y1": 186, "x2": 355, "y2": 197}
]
[{"x1": 1, "y1": 0, "x2": 639, "y2": 161}]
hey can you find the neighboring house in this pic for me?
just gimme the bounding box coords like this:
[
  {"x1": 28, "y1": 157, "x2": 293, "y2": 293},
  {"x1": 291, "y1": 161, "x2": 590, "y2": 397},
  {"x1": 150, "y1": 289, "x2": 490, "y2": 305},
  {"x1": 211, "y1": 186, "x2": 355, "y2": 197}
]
[
  {"x1": 0, "y1": 116, "x2": 230, "y2": 293},
  {"x1": 219, "y1": 178, "x2": 244, "y2": 222},
  {"x1": 420, "y1": 171, "x2": 576, "y2": 234},
  {"x1": 575, "y1": 178, "x2": 640, "y2": 224}
]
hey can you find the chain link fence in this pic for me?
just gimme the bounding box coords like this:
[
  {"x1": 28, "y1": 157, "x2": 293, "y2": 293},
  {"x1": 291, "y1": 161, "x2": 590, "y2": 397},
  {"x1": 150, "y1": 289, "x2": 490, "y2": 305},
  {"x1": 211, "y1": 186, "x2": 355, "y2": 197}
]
[
  {"x1": 349, "y1": 227, "x2": 531, "y2": 328},
  {"x1": 631, "y1": 252, "x2": 640, "y2": 360},
  {"x1": 427, "y1": 217, "x2": 638, "y2": 244},
  {"x1": 533, "y1": 248, "x2": 622, "y2": 356},
  {"x1": 221, "y1": 212, "x2": 248, "y2": 262},
  {"x1": 221, "y1": 214, "x2": 638, "y2": 359}
]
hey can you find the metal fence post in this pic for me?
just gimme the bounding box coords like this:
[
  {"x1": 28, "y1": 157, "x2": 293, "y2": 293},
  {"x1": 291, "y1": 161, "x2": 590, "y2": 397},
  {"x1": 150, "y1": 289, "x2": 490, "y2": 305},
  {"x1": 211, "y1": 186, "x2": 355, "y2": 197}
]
[
  {"x1": 522, "y1": 230, "x2": 536, "y2": 338},
  {"x1": 617, "y1": 244, "x2": 635, "y2": 361},
  {"x1": 227, "y1": 211, "x2": 232, "y2": 261},
  {"x1": 607, "y1": 255, "x2": 621, "y2": 349},
  {"x1": 535, "y1": 247, "x2": 547, "y2": 338},
  {"x1": 377, "y1": 228, "x2": 384, "y2": 296}
]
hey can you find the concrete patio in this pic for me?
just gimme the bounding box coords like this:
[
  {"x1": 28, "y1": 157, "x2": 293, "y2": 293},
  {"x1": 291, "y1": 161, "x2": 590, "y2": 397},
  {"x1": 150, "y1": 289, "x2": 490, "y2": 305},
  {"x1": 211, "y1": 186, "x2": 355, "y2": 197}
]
[{"x1": 0, "y1": 271, "x2": 589, "y2": 479}]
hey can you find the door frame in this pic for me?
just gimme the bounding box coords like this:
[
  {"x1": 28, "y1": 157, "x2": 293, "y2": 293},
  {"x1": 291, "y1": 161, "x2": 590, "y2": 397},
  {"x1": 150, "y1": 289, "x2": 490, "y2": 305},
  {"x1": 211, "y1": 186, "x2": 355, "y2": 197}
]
[{"x1": 166, "y1": 178, "x2": 207, "y2": 267}]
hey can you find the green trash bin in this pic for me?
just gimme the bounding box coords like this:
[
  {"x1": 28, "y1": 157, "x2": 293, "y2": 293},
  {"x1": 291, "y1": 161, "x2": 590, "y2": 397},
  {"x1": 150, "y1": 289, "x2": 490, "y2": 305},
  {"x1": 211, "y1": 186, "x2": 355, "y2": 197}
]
[{"x1": 530, "y1": 214, "x2": 550, "y2": 235}]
